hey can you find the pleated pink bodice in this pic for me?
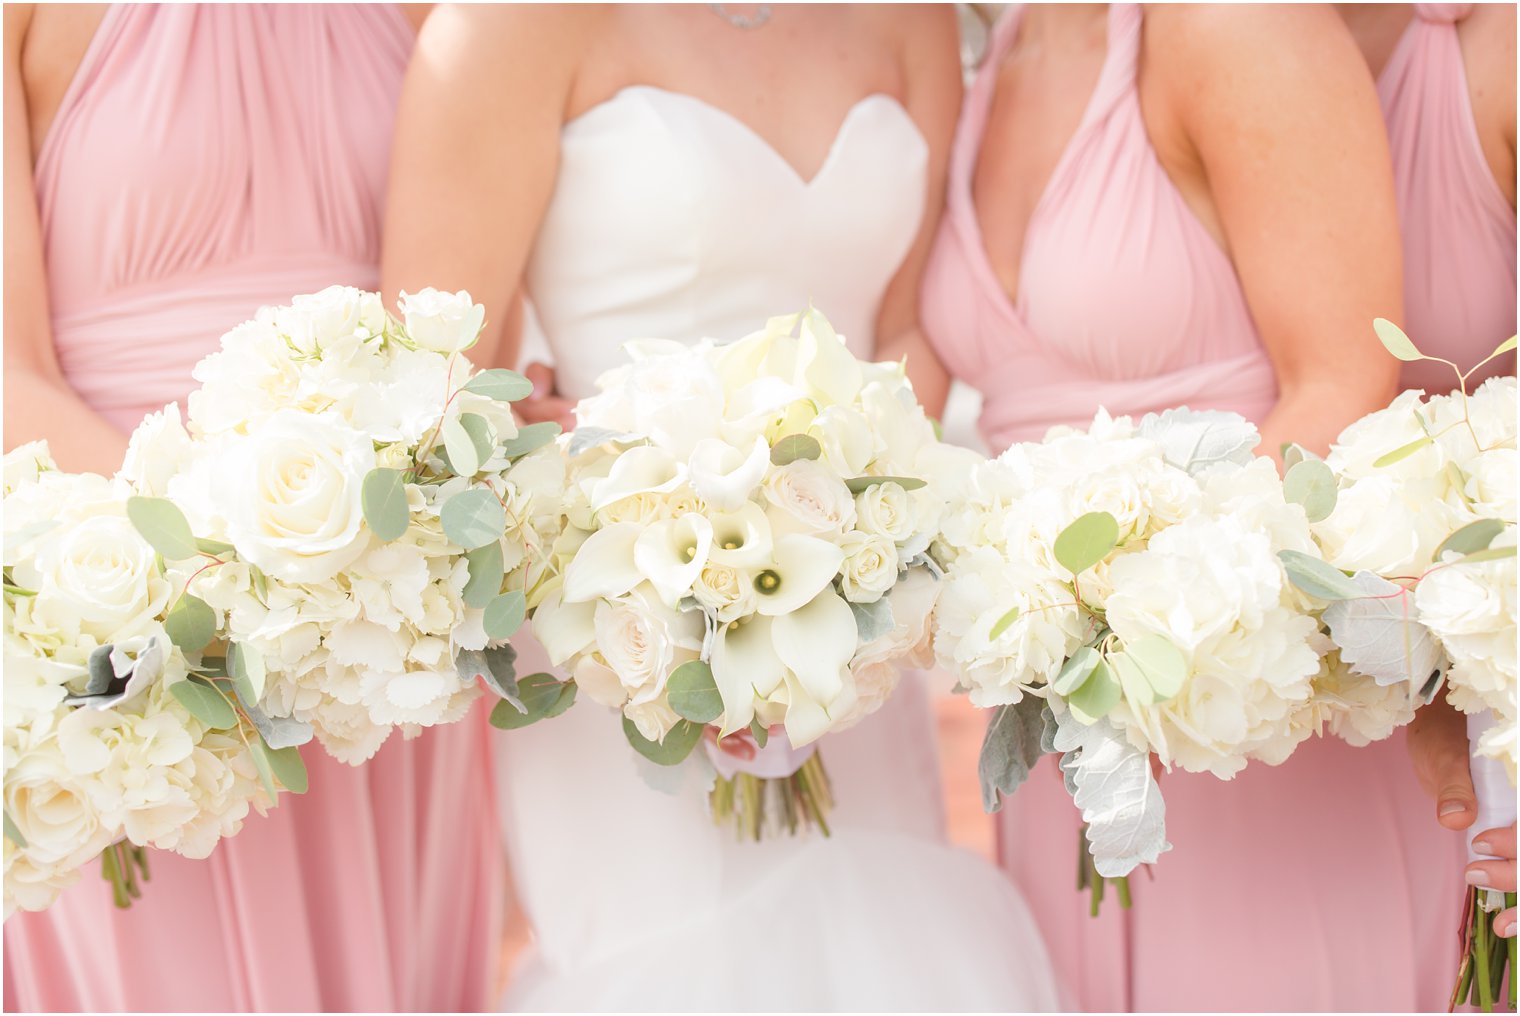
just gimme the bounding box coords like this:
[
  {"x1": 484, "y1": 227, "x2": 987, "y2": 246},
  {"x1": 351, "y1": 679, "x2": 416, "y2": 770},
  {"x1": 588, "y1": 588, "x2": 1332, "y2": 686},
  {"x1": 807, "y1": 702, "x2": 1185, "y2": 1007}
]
[
  {"x1": 6, "y1": 8, "x2": 506, "y2": 1012},
  {"x1": 922, "y1": 3, "x2": 1277, "y2": 450},
  {"x1": 36, "y1": 3, "x2": 410, "y2": 430},
  {"x1": 1381, "y1": 3, "x2": 1517, "y2": 390}
]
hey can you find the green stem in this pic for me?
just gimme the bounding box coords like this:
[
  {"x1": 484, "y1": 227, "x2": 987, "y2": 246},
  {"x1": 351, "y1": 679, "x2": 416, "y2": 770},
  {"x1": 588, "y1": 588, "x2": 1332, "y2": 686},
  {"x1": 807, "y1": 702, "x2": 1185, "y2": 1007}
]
[
  {"x1": 1089, "y1": 869, "x2": 1106, "y2": 918},
  {"x1": 1507, "y1": 891, "x2": 1516, "y2": 1009},
  {"x1": 1116, "y1": 875, "x2": 1133, "y2": 910},
  {"x1": 1477, "y1": 903, "x2": 1496, "y2": 1012}
]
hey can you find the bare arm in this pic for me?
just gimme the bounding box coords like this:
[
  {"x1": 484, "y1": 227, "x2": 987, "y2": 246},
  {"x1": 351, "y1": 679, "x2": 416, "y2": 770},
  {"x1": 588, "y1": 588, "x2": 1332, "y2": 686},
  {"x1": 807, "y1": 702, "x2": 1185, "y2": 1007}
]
[
  {"x1": 3, "y1": 4, "x2": 128, "y2": 472},
  {"x1": 1149, "y1": 4, "x2": 1402, "y2": 459},
  {"x1": 872, "y1": 5, "x2": 962, "y2": 420},
  {"x1": 380, "y1": 3, "x2": 585, "y2": 371}
]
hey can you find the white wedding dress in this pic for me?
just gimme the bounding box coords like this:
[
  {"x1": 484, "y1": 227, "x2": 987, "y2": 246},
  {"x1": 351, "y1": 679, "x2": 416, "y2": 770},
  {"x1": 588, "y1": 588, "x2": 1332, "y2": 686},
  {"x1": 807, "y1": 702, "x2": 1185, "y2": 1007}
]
[{"x1": 495, "y1": 86, "x2": 1060, "y2": 1011}]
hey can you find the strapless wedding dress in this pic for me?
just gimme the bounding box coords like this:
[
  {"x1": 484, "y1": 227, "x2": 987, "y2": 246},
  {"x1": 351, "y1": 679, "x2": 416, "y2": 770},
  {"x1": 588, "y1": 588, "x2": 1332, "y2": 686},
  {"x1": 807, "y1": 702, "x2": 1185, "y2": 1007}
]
[{"x1": 495, "y1": 86, "x2": 1060, "y2": 1011}]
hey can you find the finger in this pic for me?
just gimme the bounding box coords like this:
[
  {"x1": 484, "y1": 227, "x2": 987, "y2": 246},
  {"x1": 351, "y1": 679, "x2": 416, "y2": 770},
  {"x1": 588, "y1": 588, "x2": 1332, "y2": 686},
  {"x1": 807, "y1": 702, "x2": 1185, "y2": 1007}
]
[
  {"x1": 516, "y1": 396, "x2": 575, "y2": 427},
  {"x1": 523, "y1": 362, "x2": 555, "y2": 396},
  {"x1": 1473, "y1": 824, "x2": 1518, "y2": 860},
  {"x1": 1433, "y1": 760, "x2": 1478, "y2": 831},
  {"x1": 1465, "y1": 858, "x2": 1516, "y2": 893},
  {"x1": 1497, "y1": 908, "x2": 1516, "y2": 939}
]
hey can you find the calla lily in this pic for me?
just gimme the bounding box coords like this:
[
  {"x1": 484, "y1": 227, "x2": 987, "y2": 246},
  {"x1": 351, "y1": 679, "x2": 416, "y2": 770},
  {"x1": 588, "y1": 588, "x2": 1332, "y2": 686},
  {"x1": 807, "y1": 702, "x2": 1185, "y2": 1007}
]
[
  {"x1": 562, "y1": 522, "x2": 642, "y2": 602},
  {"x1": 572, "y1": 654, "x2": 626, "y2": 709},
  {"x1": 589, "y1": 446, "x2": 684, "y2": 511},
  {"x1": 707, "y1": 503, "x2": 773, "y2": 569},
  {"x1": 753, "y1": 535, "x2": 844, "y2": 616},
  {"x1": 532, "y1": 588, "x2": 598, "y2": 664},
  {"x1": 773, "y1": 587, "x2": 856, "y2": 707},
  {"x1": 689, "y1": 436, "x2": 770, "y2": 510},
  {"x1": 808, "y1": 405, "x2": 876, "y2": 477},
  {"x1": 710, "y1": 614, "x2": 785, "y2": 735},
  {"x1": 780, "y1": 669, "x2": 857, "y2": 748},
  {"x1": 796, "y1": 309, "x2": 862, "y2": 407},
  {"x1": 633, "y1": 513, "x2": 714, "y2": 605}
]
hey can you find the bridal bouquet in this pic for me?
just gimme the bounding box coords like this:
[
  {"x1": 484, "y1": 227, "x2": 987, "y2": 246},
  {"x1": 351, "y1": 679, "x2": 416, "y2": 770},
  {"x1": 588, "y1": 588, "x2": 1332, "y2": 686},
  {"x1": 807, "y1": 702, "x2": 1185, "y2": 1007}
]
[
  {"x1": 4, "y1": 444, "x2": 272, "y2": 915},
  {"x1": 530, "y1": 309, "x2": 950, "y2": 838},
  {"x1": 1288, "y1": 322, "x2": 1516, "y2": 1011},
  {"x1": 123, "y1": 287, "x2": 563, "y2": 765},
  {"x1": 934, "y1": 407, "x2": 1335, "y2": 910}
]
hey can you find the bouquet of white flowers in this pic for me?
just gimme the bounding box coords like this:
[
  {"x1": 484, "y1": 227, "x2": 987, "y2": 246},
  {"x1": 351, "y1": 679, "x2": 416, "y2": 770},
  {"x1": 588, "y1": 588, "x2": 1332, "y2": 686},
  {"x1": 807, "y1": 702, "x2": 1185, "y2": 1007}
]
[
  {"x1": 1289, "y1": 321, "x2": 1516, "y2": 1011},
  {"x1": 528, "y1": 309, "x2": 951, "y2": 838},
  {"x1": 122, "y1": 287, "x2": 563, "y2": 766},
  {"x1": 3, "y1": 444, "x2": 274, "y2": 915},
  {"x1": 935, "y1": 407, "x2": 1338, "y2": 910}
]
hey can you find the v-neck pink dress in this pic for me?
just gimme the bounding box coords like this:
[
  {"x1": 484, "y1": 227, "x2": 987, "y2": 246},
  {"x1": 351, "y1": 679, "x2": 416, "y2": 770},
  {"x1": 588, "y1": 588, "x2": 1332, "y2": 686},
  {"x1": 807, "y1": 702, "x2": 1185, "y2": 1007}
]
[
  {"x1": 2, "y1": 7, "x2": 503, "y2": 1011},
  {"x1": 1381, "y1": 3, "x2": 1516, "y2": 389},
  {"x1": 921, "y1": 5, "x2": 1464, "y2": 1009}
]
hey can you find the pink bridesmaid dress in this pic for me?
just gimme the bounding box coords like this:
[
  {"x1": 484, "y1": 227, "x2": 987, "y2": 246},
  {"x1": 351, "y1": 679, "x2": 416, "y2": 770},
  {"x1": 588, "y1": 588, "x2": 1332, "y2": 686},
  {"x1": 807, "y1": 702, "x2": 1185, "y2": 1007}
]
[
  {"x1": 2, "y1": 7, "x2": 503, "y2": 1011},
  {"x1": 921, "y1": 5, "x2": 1464, "y2": 1010},
  {"x1": 1380, "y1": 3, "x2": 1517, "y2": 388}
]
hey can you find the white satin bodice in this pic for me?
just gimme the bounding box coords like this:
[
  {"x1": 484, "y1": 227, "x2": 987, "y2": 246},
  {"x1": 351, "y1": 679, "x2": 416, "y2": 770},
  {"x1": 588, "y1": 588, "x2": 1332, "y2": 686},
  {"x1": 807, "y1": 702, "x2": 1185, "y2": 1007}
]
[{"x1": 525, "y1": 86, "x2": 928, "y2": 397}]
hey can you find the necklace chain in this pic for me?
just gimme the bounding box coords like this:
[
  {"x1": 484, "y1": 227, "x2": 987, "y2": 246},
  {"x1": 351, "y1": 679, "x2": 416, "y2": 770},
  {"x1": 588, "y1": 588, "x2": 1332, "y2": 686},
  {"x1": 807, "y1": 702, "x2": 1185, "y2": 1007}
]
[{"x1": 707, "y1": 4, "x2": 773, "y2": 30}]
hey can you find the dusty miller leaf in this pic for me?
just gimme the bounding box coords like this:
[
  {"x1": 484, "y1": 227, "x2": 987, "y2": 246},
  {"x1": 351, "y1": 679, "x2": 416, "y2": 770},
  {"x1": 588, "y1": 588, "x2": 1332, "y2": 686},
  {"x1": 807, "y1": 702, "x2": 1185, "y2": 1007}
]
[
  {"x1": 1136, "y1": 408, "x2": 1259, "y2": 476},
  {"x1": 1323, "y1": 570, "x2": 1445, "y2": 689},
  {"x1": 849, "y1": 597, "x2": 895, "y2": 644},
  {"x1": 568, "y1": 427, "x2": 640, "y2": 458},
  {"x1": 978, "y1": 697, "x2": 1050, "y2": 813},
  {"x1": 1052, "y1": 707, "x2": 1171, "y2": 878}
]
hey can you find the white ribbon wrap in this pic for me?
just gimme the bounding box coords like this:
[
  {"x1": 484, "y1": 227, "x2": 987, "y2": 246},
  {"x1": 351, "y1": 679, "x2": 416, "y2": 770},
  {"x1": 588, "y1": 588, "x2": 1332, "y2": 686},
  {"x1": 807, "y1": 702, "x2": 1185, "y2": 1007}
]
[
  {"x1": 1468, "y1": 711, "x2": 1518, "y2": 912},
  {"x1": 704, "y1": 729, "x2": 817, "y2": 781}
]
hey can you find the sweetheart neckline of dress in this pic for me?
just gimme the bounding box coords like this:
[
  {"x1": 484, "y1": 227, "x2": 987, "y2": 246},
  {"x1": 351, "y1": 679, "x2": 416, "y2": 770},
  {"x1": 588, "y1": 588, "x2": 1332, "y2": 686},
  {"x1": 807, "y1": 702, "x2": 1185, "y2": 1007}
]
[{"x1": 562, "y1": 85, "x2": 923, "y2": 189}]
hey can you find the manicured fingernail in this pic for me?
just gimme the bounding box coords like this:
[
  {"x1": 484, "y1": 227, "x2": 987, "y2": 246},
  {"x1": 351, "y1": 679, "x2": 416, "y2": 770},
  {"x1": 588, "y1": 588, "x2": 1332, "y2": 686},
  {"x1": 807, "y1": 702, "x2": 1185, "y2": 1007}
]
[
  {"x1": 1440, "y1": 799, "x2": 1469, "y2": 816},
  {"x1": 1466, "y1": 868, "x2": 1489, "y2": 886},
  {"x1": 1474, "y1": 839, "x2": 1493, "y2": 855},
  {"x1": 1500, "y1": 918, "x2": 1517, "y2": 939}
]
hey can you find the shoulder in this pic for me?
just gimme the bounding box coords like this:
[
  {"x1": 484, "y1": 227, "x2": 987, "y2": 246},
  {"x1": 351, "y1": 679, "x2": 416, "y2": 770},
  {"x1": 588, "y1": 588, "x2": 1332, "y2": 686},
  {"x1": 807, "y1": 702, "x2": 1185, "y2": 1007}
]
[
  {"x1": 412, "y1": 3, "x2": 605, "y2": 91},
  {"x1": 1458, "y1": 5, "x2": 1516, "y2": 119}
]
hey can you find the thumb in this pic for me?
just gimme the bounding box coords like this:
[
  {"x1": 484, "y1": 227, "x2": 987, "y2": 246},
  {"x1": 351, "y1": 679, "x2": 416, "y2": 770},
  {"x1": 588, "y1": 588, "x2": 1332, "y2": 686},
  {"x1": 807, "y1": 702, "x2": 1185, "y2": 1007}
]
[
  {"x1": 523, "y1": 362, "x2": 555, "y2": 397},
  {"x1": 1434, "y1": 757, "x2": 1478, "y2": 831}
]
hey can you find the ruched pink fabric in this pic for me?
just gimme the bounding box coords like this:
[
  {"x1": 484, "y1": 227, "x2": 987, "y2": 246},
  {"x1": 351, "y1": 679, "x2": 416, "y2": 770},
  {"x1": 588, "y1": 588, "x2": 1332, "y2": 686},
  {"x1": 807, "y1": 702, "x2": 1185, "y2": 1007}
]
[
  {"x1": 3, "y1": 7, "x2": 503, "y2": 1011},
  {"x1": 1382, "y1": 3, "x2": 1517, "y2": 391},
  {"x1": 922, "y1": 6, "x2": 1464, "y2": 1009}
]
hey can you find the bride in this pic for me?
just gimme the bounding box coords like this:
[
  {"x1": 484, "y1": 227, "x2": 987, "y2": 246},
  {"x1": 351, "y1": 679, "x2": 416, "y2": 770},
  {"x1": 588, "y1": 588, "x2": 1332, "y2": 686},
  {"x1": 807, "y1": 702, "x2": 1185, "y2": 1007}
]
[{"x1": 382, "y1": 5, "x2": 1059, "y2": 1009}]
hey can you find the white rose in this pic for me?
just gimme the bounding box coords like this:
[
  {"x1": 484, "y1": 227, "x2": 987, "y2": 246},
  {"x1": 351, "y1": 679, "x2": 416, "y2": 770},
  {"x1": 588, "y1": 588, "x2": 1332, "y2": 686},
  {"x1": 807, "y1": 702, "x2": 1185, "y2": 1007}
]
[
  {"x1": 763, "y1": 459, "x2": 856, "y2": 537},
  {"x1": 1416, "y1": 533, "x2": 1517, "y2": 717},
  {"x1": 11, "y1": 510, "x2": 172, "y2": 646},
  {"x1": 692, "y1": 562, "x2": 757, "y2": 622},
  {"x1": 398, "y1": 288, "x2": 484, "y2": 354},
  {"x1": 276, "y1": 285, "x2": 384, "y2": 354},
  {"x1": 5, "y1": 747, "x2": 110, "y2": 874},
  {"x1": 855, "y1": 481, "x2": 917, "y2": 544},
  {"x1": 120, "y1": 403, "x2": 194, "y2": 498},
  {"x1": 1312, "y1": 475, "x2": 1460, "y2": 576},
  {"x1": 4, "y1": 442, "x2": 55, "y2": 496},
  {"x1": 216, "y1": 409, "x2": 376, "y2": 583},
  {"x1": 839, "y1": 531, "x2": 899, "y2": 603},
  {"x1": 593, "y1": 586, "x2": 702, "y2": 699},
  {"x1": 1465, "y1": 448, "x2": 1518, "y2": 523},
  {"x1": 808, "y1": 406, "x2": 876, "y2": 477},
  {"x1": 1327, "y1": 389, "x2": 1446, "y2": 482}
]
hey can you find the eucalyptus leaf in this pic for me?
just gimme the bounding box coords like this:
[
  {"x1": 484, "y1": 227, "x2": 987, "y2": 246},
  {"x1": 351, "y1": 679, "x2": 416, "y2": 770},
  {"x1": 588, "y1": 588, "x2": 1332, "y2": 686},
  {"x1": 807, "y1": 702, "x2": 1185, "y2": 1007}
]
[
  {"x1": 978, "y1": 697, "x2": 1050, "y2": 812},
  {"x1": 844, "y1": 475, "x2": 927, "y2": 494},
  {"x1": 361, "y1": 468, "x2": 410, "y2": 542},
  {"x1": 249, "y1": 740, "x2": 278, "y2": 799},
  {"x1": 1052, "y1": 647, "x2": 1101, "y2": 696},
  {"x1": 126, "y1": 496, "x2": 198, "y2": 560},
  {"x1": 170, "y1": 677, "x2": 238, "y2": 730},
  {"x1": 262, "y1": 742, "x2": 308, "y2": 794},
  {"x1": 849, "y1": 597, "x2": 895, "y2": 644},
  {"x1": 459, "y1": 413, "x2": 495, "y2": 464},
  {"x1": 1136, "y1": 408, "x2": 1259, "y2": 475},
  {"x1": 244, "y1": 706, "x2": 314, "y2": 749},
  {"x1": 568, "y1": 427, "x2": 640, "y2": 458},
  {"x1": 1108, "y1": 652, "x2": 1156, "y2": 708},
  {"x1": 1373, "y1": 318, "x2": 1424, "y2": 362},
  {"x1": 1052, "y1": 707, "x2": 1171, "y2": 878},
  {"x1": 1434, "y1": 520, "x2": 1505, "y2": 561},
  {"x1": 195, "y1": 537, "x2": 236, "y2": 556},
  {"x1": 770, "y1": 434, "x2": 822, "y2": 465},
  {"x1": 1279, "y1": 550, "x2": 1365, "y2": 601},
  {"x1": 668, "y1": 660, "x2": 724, "y2": 724},
  {"x1": 3, "y1": 810, "x2": 26, "y2": 848},
  {"x1": 1457, "y1": 545, "x2": 1517, "y2": 565},
  {"x1": 455, "y1": 644, "x2": 522, "y2": 706},
  {"x1": 1054, "y1": 512, "x2": 1119, "y2": 577},
  {"x1": 442, "y1": 416, "x2": 480, "y2": 478},
  {"x1": 1282, "y1": 458, "x2": 1338, "y2": 523},
  {"x1": 462, "y1": 542, "x2": 504, "y2": 609},
  {"x1": 1280, "y1": 443, "x2": 1317, "y2": 472},
  {"x1": 489, "y1": 673, "x2": 575, "y2": 730},
  {"x1": 1066, "y1": 658, "x2": 1121, "y2": 721},
  {"x1": 750, "y1": 719, "x2": 769, "y2": 748},
  {"x1": 441, "y1": 488, "x2": 506, "y2": 550},
  {"x1": 1323, "y1": 571, "x2": 1444, "y2": 689},
  {"x1": 622, "y1": 715, "x2": 702, "y2": 766},
  {"x1": 1124, "y1": 634, "x2": 1187, "y2": 703},
  {"x1": 462, "y1": 368, "x2": 534, "y2": 402},
  {"x1": 1372, "y1": 436, "x2": 1434, "y2": 469},
  {"x1": 228, "y1": 643, "x2": 266, "y2": 706},
  {"x1": 165, "y1": 593, "x2": 216, "y2": 653},
  {"x1": 1491, "y1": 336, "x2": 1518, "y2": 358},
  {"x1": 483, "y1": 589, "x2": 526, "y2": 640},
  {"x1": 498, "y1": 421, "x2": 562, "y2": 459},
  {"x1": 988, "y1": 606, "x2": 1021, "y2": 640}
]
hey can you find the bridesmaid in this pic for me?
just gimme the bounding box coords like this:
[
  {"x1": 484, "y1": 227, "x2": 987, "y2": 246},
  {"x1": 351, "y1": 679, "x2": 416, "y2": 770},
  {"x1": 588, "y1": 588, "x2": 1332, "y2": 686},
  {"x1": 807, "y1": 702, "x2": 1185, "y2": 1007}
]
[
  {"x1": 3, "y1": 6, "x2": 503, "y2": 1010},
  {"x1": 916, "y1": 4, "x2": 1462, "y2": 1010},
  {"x1": 1339, "y1": 1, "x2": 1518, "y2": 940}
]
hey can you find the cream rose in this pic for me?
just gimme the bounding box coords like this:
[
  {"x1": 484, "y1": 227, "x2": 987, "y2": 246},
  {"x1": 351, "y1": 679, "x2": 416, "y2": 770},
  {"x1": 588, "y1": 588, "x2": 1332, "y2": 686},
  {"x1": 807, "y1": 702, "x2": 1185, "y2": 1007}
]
[
  {"x1": 217, "y1": 409, "x2": 376, "y2": 584},
  {"x1": 399, "y1": 288, "x2": 485, "y2": 354},
  {"x1": 839, "y1": 532, "x2": 899, "y2": 603},
  {"x1": 763, "y1": 459, "x2": 856, "y2": 537}
]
